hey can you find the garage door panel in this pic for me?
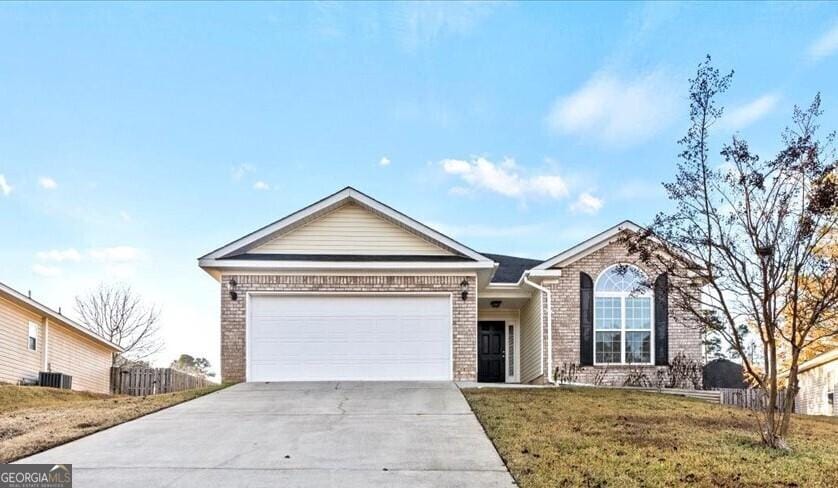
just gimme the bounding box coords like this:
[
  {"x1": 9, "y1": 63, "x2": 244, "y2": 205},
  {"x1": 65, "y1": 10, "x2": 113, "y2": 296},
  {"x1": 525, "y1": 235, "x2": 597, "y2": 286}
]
[{"x1": 248, "y1": 295, "x2": 452, "y2": 381}]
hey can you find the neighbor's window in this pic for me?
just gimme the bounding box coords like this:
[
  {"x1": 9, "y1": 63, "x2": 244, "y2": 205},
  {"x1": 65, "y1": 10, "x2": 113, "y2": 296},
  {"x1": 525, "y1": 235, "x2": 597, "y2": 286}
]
[
  {"x1": 28, "y1": 322, "x2": 38, "y2": 351},
  {"x1": 594, "y1": 265, "x2": 653, "y2": 365}
]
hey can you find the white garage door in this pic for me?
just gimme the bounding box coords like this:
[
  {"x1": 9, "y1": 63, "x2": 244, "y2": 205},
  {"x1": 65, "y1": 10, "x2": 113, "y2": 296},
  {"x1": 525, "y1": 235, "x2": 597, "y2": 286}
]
[{"x1": 248, "y1": 295, "x2": 452, "y2": 381}]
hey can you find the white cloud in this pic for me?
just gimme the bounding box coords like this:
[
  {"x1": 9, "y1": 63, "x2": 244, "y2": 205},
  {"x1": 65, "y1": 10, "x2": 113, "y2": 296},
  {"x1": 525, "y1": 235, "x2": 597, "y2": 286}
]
[
  {"x1": 808, "y1": 22, "x2": 838, "y2": 61},
  {"x1": 440, "y1": 157, "x2": 569, "y2": 200},
  {"x1": 231, "y1": 163, "x2": 254, "y2": 181},
  {"x1": 529, "y1": 176, "x2": 571, "y2": 199},
  {"x1": 120, "y1": 211, "x2": 132, "y2": 223},
  {"x1": 570, "y1": 192, "x2": 604, "y2": 214},
  {"x1": 253, "y1": 181, "x2": 270, "y2": 191},
  {"x1": 0, "y1": 175, "x2": 12, "y2": 196},
  {"x1": 379, "y1": 156, "x2": 391, "y2": 167},
  {"x1": 88, "y1": 246, "x2": 142, "y2": 263},
  {"x1": 721, "y1": 93, "x2": 780, "y2": 130},
  {"x1": 442, "y1": 158, "x2": 472, "y2": 175},
  {"x1": 38, "y1": 177, "x2": 58, "y2": 190},
  {"x1": 547, "y1": 70, "x2": 678, "y2": 145},
  {"x1": 397, "y1": 2, "x2": 496, "y2": 50},
  {"x1": 36, "y1": 248, "x2": 82, "y2": 262},
  {"x1": 32, "y1": 264, "x2": 62, "y2": 277}
]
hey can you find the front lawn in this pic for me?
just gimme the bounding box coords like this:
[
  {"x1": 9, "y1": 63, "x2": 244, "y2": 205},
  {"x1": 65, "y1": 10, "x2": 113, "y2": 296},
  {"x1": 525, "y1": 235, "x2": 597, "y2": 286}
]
[
  {"x1": 0, "y1": 383, "x2": 225, "y2": 463},
  {"x1": 463, "y1": 387, "x2": 838, "y2": 487}
]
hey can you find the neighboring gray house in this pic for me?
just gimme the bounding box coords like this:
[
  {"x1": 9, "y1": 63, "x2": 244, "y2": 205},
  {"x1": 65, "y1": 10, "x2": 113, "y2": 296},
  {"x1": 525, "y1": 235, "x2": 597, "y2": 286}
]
[
  {"x1": 199, "y1": 187, "x2": 702, "y2": 384},
  {"x1": 793, "y1": 349, "x2": 837, "y2": 416}
]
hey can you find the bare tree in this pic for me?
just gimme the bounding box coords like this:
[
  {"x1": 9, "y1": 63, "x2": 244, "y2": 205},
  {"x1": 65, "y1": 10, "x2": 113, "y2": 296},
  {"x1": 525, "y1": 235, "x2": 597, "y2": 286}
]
[
  {"x1": 171, "y1": 354, "x2": 214, "y2": 377},
  {"x1": 75, "y1": 283, "x2": 164, "y2": 365},
  {"x1": 622, "y1": 56, "x2": 838, "y2": 450}
]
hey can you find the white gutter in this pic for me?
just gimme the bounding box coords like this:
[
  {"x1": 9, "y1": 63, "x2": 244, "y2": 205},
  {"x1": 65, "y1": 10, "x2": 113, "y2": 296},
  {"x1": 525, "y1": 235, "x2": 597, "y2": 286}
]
[
  {"x1": 43, "y1": 317, "x2": 50, "y2": 371},
  {"x1": 198, "y1": 259, "x2": 497, "y2": 271},
  {"x1": 523, "y1": 272, "x2": 554, "y2": 384},
  {"x1": 526, "y1": 270, "x2": 563, "y2": 279}
]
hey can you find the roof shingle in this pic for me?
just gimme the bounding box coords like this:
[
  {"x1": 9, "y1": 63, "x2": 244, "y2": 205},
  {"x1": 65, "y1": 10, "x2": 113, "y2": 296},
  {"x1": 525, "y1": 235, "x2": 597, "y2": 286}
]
[{"x1": 483, "y1": 253, "x2": 543, "y2": 283}]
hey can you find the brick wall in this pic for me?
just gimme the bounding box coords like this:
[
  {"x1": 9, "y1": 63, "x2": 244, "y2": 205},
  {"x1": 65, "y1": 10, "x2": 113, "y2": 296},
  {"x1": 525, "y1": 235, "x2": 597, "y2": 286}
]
[
  {"x1": 543, "y1": 236, "x2": 704, "y2": 386},
  {"x1": 219, "y1": 274, "x2": 477, "y2": 383}
]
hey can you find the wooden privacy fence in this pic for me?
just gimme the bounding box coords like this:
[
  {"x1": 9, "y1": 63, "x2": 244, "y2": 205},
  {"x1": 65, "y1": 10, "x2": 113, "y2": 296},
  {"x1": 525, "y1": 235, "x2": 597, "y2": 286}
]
[
  {"x1": 627, "y1": 386, "x2": 722, "y2": 403},
  {"x1": 110, "y1": 367, "x2": 211, "y2": 396},
  {"x1": 716, "y1": 388, "x2": 793, "y2": 411},
  {"x1": 560, "y1": 384, "x2": 723, "y2": 403}
]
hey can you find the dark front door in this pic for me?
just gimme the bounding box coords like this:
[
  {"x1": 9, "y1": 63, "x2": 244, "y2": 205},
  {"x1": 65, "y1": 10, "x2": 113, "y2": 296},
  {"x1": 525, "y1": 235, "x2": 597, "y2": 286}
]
[{"x1": 478, "y1": 321, "x2": 505, "y2": 383}]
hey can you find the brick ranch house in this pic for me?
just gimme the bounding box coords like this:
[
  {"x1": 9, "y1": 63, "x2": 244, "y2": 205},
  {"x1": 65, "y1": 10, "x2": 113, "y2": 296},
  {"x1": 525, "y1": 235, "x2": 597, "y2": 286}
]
[
  {"x1": 0, "y1": 281, "x2": 122, "y2": 394},
  {"x1": 199, "y1": 187, "x2": 702, "y2": 385}
]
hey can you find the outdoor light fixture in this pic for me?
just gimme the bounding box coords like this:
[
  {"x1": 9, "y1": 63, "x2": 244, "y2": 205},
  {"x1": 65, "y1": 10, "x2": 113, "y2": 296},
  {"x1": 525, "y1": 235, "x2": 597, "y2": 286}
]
[
  {"x1": 229, "y1": 278, "x2": 238, "y2": 301},
  {"x1": 460, "y1": 279, "x2": 469, "y2": 301},
  {"x1": 490, "y1": 300, "x2": 502, "y2": 308}
]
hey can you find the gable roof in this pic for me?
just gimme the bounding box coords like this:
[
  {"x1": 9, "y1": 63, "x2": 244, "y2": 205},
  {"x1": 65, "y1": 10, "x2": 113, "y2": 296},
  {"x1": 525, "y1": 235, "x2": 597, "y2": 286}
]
[
  {"x1": 0, "y1": 281, "x2": 122, "y2": 352},
  {"x1": 482, "y1": 253, "x2": 544, "y2": 283},
  {"x1": 246, "y1": 201, "x2": 454, "y2": 256},
  {"x1": 533, "y1": 220, "x2": 642, "y2": 270},
  {"x1": 199, "y1": 187, "x2": 493, "y2": 264}
]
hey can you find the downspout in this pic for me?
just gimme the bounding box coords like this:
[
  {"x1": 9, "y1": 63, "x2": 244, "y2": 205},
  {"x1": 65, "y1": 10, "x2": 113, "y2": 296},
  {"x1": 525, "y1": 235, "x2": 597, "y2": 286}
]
[
  {"x1": 42, "y1": 317, "x2": 50, "y2": 371},
  {"x1": 523, "y1": 273, "x2": 553, "y2": 384}
]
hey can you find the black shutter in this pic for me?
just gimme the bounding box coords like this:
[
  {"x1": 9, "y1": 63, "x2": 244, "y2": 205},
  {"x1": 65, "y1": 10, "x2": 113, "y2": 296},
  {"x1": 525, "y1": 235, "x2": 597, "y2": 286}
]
[
  {"x1": 654, "y1": 273, "x2": 669, "y2": 365},
  {"x1": 580, "y1": 272, "x2": 594, "y2": 366}
]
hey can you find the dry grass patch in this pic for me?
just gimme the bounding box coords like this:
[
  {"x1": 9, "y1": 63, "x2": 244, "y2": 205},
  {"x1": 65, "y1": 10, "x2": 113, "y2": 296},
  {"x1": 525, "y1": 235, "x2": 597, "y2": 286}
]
[
  {"x1": 463, "y1": 387, "x2": 838, "y2": 488},
  {"x1": 0, "y1": 384, "x2": 225, "y2": 463}
]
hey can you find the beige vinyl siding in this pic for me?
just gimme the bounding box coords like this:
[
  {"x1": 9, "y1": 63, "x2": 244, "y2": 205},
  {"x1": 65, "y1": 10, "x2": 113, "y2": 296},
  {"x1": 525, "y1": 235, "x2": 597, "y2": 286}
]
[
  {"x1": 519, "y1": 291, "x2": 543, "y2": 383},
  {"x1": 0, "y1": 296, "x2": 43, "y2": 385},
  {"x1": 0, "y1": 296, "x2": 113, "y2": 394},
  {"x1": 46, "y1": 323, "x2": 113, "y2": 394},
  {"x1": 795, "y1": 360, "x2": 837, "y2": 416},
  {"x1": 249, "y1": 203, "x2": 453, "y2": 255}
]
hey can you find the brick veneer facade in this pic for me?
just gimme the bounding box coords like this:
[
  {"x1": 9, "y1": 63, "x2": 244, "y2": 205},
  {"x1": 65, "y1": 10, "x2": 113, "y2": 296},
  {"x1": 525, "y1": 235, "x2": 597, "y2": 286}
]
[
  {"x1": 542, "y1": 236, "x2": 704, "y2": 386},
  {"x1": 219, "y1": 274, "x2": 477, "y2": 383}
]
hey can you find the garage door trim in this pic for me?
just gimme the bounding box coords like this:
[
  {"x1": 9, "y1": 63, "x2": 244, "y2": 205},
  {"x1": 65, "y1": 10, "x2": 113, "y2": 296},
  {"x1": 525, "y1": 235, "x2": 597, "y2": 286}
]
[{"x1": 245, "y1": 292, "x2": 455, "y2": 381}]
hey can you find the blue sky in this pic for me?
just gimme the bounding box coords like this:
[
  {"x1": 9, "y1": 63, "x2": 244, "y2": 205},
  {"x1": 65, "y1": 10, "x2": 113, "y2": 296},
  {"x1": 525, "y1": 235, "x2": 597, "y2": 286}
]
[{"x1": 2, "y1": 2, "x2": 837, "y2": 370}]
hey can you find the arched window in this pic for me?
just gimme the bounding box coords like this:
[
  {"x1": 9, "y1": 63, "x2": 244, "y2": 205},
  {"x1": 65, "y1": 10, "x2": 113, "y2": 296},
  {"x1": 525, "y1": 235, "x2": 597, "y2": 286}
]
[{"x1": 594, "y1": 264, "x2": 653, "y2": 364}]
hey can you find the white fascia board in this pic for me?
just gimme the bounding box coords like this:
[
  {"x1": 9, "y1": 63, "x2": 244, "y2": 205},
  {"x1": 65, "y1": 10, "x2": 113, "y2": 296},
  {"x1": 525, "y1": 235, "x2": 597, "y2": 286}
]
[
  {"x1": 199, "y1": 187, "x2": 492, "y2": 263},
  {"x1": 346, "y1": 189, "x2": 492, "y2": 262},
  {"x1": 199, "y1": 188, "x2": 355, "y2": 260},
  {"x1": 785, "y1": 349, "x2": 838, "y2": 376},
  {"x1": 481, "y1": 285, "x2": 533, "y2": 299},
  {"x1": 199, "y1": 258, "x2": 496, "y2": 272},
  {"x1": 526, "y1": 270, "x2": 563, "y2": 278},
  {"x1": 481, "y1": 269, "x2": 563, "y2": 291},
  {"x1": 534, "y1": 220, "x2": 642, "y2": 270}
]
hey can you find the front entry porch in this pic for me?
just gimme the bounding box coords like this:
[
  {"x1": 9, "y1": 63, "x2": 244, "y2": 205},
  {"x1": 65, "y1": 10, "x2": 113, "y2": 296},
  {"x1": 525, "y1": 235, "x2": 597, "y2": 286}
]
[{"x1": 478, "y1": 284, "x2": 543, "y2": 384}]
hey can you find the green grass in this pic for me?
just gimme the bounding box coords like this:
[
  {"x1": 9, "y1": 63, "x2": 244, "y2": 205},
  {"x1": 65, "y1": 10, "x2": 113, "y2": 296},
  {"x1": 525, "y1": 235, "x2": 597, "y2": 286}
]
[
  {"x1": 0, "y1": 383, "x2": 226, "y2": 463},
  {"x1": 462, "y1": 387, "x2": 838, "y2": 488},
  {"x1": 0, "y1": 383, "x2": 111, "y2": 413}
]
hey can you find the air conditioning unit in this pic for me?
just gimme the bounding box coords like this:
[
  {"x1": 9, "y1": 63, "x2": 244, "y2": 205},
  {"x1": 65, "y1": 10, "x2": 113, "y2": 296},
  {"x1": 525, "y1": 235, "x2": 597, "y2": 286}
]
[{"x1": 39, "y1": 372, "x2": 73, "y2": 390}]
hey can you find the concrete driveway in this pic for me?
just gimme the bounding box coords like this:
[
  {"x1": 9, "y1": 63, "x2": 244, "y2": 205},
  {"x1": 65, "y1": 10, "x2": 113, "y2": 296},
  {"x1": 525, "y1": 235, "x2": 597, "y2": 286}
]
[{"x1": 19, "y1": 382, "x2": 515, "y2": 487}]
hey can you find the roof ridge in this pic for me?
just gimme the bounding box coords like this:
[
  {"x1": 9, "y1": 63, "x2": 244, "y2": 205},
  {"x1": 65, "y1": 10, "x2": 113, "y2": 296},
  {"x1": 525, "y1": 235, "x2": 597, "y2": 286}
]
[{"x1": 482, "y1": 252, "x2": 543, "y2": 262}]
